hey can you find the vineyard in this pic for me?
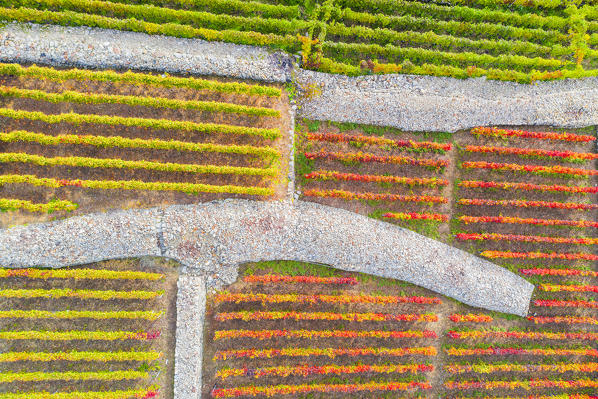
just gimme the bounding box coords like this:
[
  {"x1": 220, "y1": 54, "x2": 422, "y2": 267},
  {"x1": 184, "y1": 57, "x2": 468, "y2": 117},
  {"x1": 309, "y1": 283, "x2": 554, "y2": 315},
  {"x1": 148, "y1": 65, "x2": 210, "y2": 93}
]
[
  {"x1": 202, "y1": 258, "x2": 597, "y2": 398},
  {"x1": 0, "y1": 0, "x2": 597, "y2": 81},
  {"x1": 0, "y1": 258, "x2": 178, "y2": 399},
  {"x1": 0, "y1": 63, "x2": 289, "y2": 227},
  {"x1": 292, "y1": 119, "x2": 597, "y2": 398}
]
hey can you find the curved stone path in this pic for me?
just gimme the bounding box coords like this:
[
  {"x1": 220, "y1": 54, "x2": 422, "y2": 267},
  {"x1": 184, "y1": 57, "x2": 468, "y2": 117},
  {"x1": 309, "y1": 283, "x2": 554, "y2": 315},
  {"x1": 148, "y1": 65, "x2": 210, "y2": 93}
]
[
  {"x1": 1, "y1": 23, "x2": 597, "y2": 132},
  {"x1": 0, "y1": 199, "x2": 534, "y2": 315}
]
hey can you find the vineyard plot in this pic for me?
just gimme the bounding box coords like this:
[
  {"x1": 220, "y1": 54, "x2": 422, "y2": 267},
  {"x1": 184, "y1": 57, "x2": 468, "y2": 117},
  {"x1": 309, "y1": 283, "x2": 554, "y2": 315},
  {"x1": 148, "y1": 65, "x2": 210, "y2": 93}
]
[
  {"x1": 203, "y1": 261, "x2": 443, "y2": 398},
  {"x1": 295, "y1": 120, "x2": 597, "y2": 398},
  {"x1": 0, "y1": 63, "x2": 290, "y2": 227},
  {"x1": 1, "y1": 0, "x2": 597, "y2": 81},
  {"x1": 0, "y1": 258, "x2": 179, "y2": 399}
]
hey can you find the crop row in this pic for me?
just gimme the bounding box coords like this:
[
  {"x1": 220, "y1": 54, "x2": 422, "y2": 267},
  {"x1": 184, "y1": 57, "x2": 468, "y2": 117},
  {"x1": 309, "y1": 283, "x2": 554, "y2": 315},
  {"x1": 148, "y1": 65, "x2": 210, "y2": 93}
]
[
  {"x1": 0, "y1": 6, "x2": 299, "y2": 57},
  {"x1": 303, "y1": 188, "x2": 447, "y2": 203},
  {"x1": 3, "y1": 0, "x2": 307, "y2": 42},
  {"x1": 534, "y1": 299, "x2": 597, "y2": 308},
  {"x1": 338, "y1": 0, "x2": 571, "y2": 32},
  {"x1": 305, "y1": 150, "x2": 448, "y2": 169},
  {"x1": 0, "y1": 108, "x2": 281, "y2": 139},
  {"x1": 0, "y1": 350, "x2": 160, "y2": 362},
  {"x1": 0, "y1": 86, "x2": 280, "y2": 117},
  {"x1": 445, "y1": 362, "x2": 598, "y2": 374},
  {"x1": 449, "y1": 314, "x2": 493, "y2": 323},
  {"x1": 213, "y1": 329, "x2": 437, "y2": 340},
  {"x1": 0, "y1": 152, "x2": 277, "y2": 177},
  {"x1": 445, "y1": 379, "x2": 597, "y2": 390},
  {"x1": 306, "y1": 132, "x2": 451, "y2": 152},
  {"x1": 448, "y1": 329, "x2": 598, "y2": 341},
  {"x1": 481, "y1": 251, "x2": 598, "y2": 261},
  {"x1": 318, "y1": 53, "x2": 598, "y2": 83},
  {"x1": 0, "y1": 62, "x2": 282, "y2": 97},
  {"x1": 458, "y1": 197, "x2": 598, "y2": 210},
  {"x1": 520, "y1": 268, "x2": 598, "y2": 277},
  {"x1": 0, "y1": 130, "x2": 280, "y2": 159},
  {"x1": 327, "y1": 20, "x2": 565, "y2": 60},
  {"x1": 457, "y1": 233, "x2": 598, "y2": 245},
  {"x1": 528, "y1": 316, "x2": 598, "y2": 325},
  {"x1": 464, "y1": 144, "x2": 598, "y2": 161},
  {"x1": 217, "y1": 363, "x2": 433, "y2": 379},
  {"x1": 304, "y1": 170, "x2": 448, "y2": 187},
  {"x1": 215, "y1": 311, "x2": 438, "y2": 322},
  {"x1": 243, "y1": 274, "x2": 357, "y2": 285},
  {"x1": 0, "y1": 198, "x2": 78, "y2": 213},
  {"x1": 470, "y1": 127, "x2": 596, "y2": 142},
  {"x1": 461, "y1": 161, "x2": 598, "y2": 178},
  {"x1": 459, "y1": 215, "x2": 598, "y2": 228},
  {"x1": 0, "y1": 310, "x2": 163, "y2": 320},
  {"x1": 383, "y1": 212, "x2": 449, "y2": 222},
  {"x1": 0, "y1": 370, "x2": 148, "y2": 382},
  {"x1": 0, "y1": 389, "x2": 159, "y2": 399},
  {"x1": 214, "y1": 346, "x2": 437, "y2": 360},
  {"x1": 213, "y1": 292, "x2": 441, "y2": 305},
  {"x1": 211, "y1": 381, "x2": 431, "y2": 398},
  {"x1": 0, "y1": 174, "x2": 274, "y2": 196},
  {"x1": 0, "y1": 288, "x2": 163, "y2": 300},
  {"x1": 446, "y1": 347, "x2": 598, "y2": 357},
  {"x1": 458, "y1": 179, "x2": 598, "y2": 194},
  {"x1": 542, "y1": 284, "x2": 597, "y2": 292},
  {"x1": 339, "y1": 6, "x2": 567, "y2": 45},
  {"x1": 0, "y1": 330, "x2": 160, "y2": 340},
  {"x1": 0, "y1": 267, "x2": 163, "y2": 280},
  {"x1": 324, "y1": 40, "x2": 564, "y2": 74}
]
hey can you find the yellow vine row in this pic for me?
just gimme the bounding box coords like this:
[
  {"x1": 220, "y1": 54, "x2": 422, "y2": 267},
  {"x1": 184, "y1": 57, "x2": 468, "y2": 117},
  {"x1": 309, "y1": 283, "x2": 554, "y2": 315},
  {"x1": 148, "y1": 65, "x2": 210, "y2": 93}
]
[
  {"x1": 0, "y1": 174, "x2": 274, "y2": 196},
  {"x1": 0, "y1": 198, "x2": 78, "y2": 213},
  {"x1": 0, "y1": 62, "x2": 281, "y2": 97},
  {"x1": 0, "y1": 330, "x2": 161, "y2": 340},
  {"x1": 0, "y1": 370, "x2": 148, "y2": 382},
  {"x1": 0, "y1": 108, "x2": 281, "y2": 139},
  {"x1": 0, "y1": 152, "x2": 278, "y2": 177},
  {"x1": 0, "y1": 268, "x2": 163, "y2": 280},
  {"x1": 0, "y1": 388, "x2": 158, "y2": 399},
  {"x1": 0, "y1": 288, "x2": 163, "y2": 300},
  {"x1": 0, "y1": 130, "x2": 280, "y2": 159},
  {"x1": 0, "y1": 86, "x2": 280, "y2": 117},
  {"x1": 0, "y1": 310, "x2": 163, "y2": 320},
  {"x1": 0, "y1": 350, "x2": 161, "y2": 362}
]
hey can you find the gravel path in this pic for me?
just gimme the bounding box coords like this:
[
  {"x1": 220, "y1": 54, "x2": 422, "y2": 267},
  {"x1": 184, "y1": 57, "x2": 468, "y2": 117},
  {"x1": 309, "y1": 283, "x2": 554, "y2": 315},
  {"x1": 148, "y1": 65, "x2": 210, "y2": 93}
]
[
  {"x1": 0, "y1": 199, "x2": 534, "y2": 316},
  {"x1": 174, "y1": 274, "x2": 206, "y2": 399},
  {"x1": 1, "y1": 23, "x2": 597, "y2": 131},
  {"x1": 296, "y1": 69, "x2": 598, "y2": 132},
  {"x1": 0, "y1": 23, "x2": 293, "y2": 82}
]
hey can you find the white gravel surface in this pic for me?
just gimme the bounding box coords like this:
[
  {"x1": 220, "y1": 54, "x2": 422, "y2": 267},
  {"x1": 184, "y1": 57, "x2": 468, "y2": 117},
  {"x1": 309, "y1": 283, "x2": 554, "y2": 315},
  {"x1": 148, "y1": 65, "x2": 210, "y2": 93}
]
[
  {"x1": 174, "y1": 274, "x2": 206, "y2": 399},
  {"x1": 0, "y1": 200, "x2": 534, "y2": 316},
  {"x1": 296, "y1": 69, "x2": 598, "y2": 132},
  {"x1": 1, "y1": 23, "x2": 597, "y2": 131},
  {"x1": 0, "y1": 23, "x2": 293, "y2": 82}
]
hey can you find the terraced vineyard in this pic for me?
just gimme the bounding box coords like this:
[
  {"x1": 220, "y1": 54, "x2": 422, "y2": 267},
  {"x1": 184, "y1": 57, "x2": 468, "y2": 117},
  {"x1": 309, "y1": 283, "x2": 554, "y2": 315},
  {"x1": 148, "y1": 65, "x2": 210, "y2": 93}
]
[
  {"x1": 203, "y1": 259, "x2": 597, "y2": 398},
  {"x1": 203, "y1": 262, "x2": 443, "y2": 398},
  {"x1": 0, "y1": 63, "x2": 289, "y2": 226},
  {"x1": 0, "y1": 258, "x2": 178, "y2": 399},
  {"x1": 1, "y1": 0, "x2": 597, "y2": 81},
  {"x1": 447, "y1": 125, "x2": 598, "y2": 399},
  {"x1": 294, "y1": 120, "x2": 597, "y2": 398},
  {"x1": 295, "y1": 119, "x2": 454, "y2": 238}
]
